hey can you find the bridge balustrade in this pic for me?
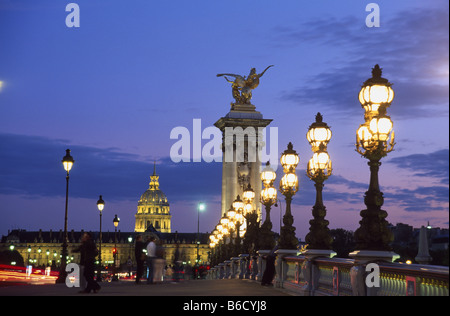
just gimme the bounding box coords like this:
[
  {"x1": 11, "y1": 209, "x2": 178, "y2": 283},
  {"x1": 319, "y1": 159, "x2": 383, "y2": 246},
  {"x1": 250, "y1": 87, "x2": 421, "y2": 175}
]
[{"x1": 208, "y1": 251, "x2": 449, "y2": 296}]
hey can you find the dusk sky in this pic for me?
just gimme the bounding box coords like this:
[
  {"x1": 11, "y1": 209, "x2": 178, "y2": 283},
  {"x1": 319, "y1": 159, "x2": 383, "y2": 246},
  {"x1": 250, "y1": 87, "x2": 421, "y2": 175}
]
[{"x1": 0, "y1": 0, "x2": 448, "y2": 240}]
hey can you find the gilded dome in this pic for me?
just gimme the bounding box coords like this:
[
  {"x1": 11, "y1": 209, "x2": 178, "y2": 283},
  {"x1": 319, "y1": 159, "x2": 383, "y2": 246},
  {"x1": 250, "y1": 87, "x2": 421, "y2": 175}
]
[
  {"x1": 138, "y1": 164, "x2": 169, "y2": 207},
  {"x1": 138, "y1": 189, "x2": 169, "y2": 206},
  {"x1": 135, "y1": 163, "x2": 172, "y2": 233}
]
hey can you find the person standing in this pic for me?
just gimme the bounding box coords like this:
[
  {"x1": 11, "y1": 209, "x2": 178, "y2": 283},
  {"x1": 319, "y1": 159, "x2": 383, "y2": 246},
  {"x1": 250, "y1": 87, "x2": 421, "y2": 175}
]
[
  {"x1": 73, "y1": 232, "x2": 101, "y2": 293},
  {"x1": 146, "y1": 236, "x2": 157, "y2": 284},
  {"x1": 134, "y1": 235, "x2": 146, "y2": 284}
]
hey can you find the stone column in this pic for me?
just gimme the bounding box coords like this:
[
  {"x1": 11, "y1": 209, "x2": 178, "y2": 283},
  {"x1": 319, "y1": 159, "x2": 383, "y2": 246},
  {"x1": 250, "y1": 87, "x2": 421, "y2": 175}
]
[{"x1": 274, "y1": 249, "x2": 298, "y2": 288}]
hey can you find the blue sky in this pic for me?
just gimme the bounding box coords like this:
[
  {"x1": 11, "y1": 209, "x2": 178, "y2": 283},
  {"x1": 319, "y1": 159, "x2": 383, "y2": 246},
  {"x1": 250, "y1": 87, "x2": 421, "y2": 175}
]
[{"x1": 0, "y1": 0, "x2": 448, "y2": 239}]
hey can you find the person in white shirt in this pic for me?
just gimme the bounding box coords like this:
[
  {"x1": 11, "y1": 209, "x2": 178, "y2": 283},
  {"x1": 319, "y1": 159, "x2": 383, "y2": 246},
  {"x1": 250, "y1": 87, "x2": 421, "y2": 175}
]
[{"x1": 146, "y1": 236, "x2": 157, "y2": 284}]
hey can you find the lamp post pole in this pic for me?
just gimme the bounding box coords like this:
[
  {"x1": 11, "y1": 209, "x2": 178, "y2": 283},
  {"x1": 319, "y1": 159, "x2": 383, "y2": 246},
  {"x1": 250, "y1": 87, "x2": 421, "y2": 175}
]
[
  {"x1": 354, "y1": 65, "x2": 395, "y2": 252},
  {"x1": 279, "y1": 142, "x2": 299, "y2": 250},
  {"x1": 56, "y1": 149, "x2": 74, "y2": 284},
  {"x1": 96, "y1": 195, "x2": 105, "y2": 282},
  {"x1": 260, "y1": 161, "x2": 277, "y2": 250},
  {"x1": 197, "y1": 203, "x2": 205, "y2": 268},
  {"x1": 305, "y1": 113, "x2": 333, "y2": 250},
  {"x1": 112, "y1": 214, "x2": 120, "y2": 281}
]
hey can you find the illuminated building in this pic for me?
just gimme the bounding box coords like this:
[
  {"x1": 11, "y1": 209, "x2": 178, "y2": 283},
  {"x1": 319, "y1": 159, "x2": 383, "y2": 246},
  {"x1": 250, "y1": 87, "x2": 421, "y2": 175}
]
[
  {"x1": 135, "y1": 164, "x2": 172, "y2": 233},
  {"x1": 0, "y1": 167, "x2": 210, "y2": 273}
]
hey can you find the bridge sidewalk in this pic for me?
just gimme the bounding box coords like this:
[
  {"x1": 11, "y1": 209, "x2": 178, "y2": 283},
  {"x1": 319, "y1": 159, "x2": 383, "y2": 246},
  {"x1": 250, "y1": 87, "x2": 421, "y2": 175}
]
[{"x1": 0, "y1": 279, "x2": 296, "y2": 296}]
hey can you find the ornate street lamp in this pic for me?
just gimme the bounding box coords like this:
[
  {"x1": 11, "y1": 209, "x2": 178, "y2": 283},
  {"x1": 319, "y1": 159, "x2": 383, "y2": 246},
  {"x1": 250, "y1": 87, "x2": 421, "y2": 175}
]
[
  {"x1": 354, "y1": 65, "x2": 395, "y2": 252},
  {"x1": 96, "y1": 195, "x2": 105, "y2": 282},
  {"x1": 112, "y1": 214, "x2": 120, "y2": 281},
  {"x1": 306, "y1": 113, "x2": 333, "y2": 250},
  {"x1": 197, "y1": 203, "x2": 206, "y2": 266},
  {"x1": 27, "y1": 246, "x2": 31, "y2": 265},
  {"x1": 279, "y1": 142, "x2": 299, "y2": 250},
  {"x1": 56, "y1": 149, "x2": 74, "y2": 283},
  {"x1": 260, "y1": 161, "x2": 277, "y2": 249}
]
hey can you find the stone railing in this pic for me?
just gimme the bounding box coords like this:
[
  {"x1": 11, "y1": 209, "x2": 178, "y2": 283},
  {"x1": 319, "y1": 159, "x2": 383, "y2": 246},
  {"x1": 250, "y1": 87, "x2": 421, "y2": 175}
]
[{"x1": 208, "y1": 250, "x2": 449, "y2": 296}]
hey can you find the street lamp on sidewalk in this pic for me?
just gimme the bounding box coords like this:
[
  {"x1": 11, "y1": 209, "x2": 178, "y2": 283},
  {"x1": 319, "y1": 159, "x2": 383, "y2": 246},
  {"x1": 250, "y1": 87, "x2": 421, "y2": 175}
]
[
  {"x1": 96, "y1": 195, "x2": 105, "y2": 282},
  {"x1": 353, "y1": 64, "x2": 395, "y2": 254},
  {"x1": 56, "y1": 149, "x2": 74, "y2": 284},
  {"x1": 305, "y1": 113, "x2": 333, "y2": 251},
  {"x1": 260, "y1": 162, "x2": 277, "y2": 250},
  {"x1": 197, "y1": 202, "x2": 205, "y2": 267},
  {"x1": 279, "y1": 142, "x2": 299, "y2": 250},
  {"x1": 112, "y1": 214, "x2": 120, "y2": 281}
]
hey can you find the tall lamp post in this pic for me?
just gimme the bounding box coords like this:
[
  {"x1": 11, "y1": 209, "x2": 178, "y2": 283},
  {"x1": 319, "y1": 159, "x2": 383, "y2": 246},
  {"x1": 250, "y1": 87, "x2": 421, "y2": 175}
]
[
  {"x1": 56, "y1": 149, "x2": 74, "y2": 283},
  {"x1": 260, "y1": 162, "x2": 277, "y2": 250},
  {"x1": 353, "y1": 64, "x2": 395, "y2": 254},
  {"x1": 232, "y1": 196, "x2": 246, "y2": 255},
  {"x1": 96, "y1": 195, "x2": 105, "y2": 282},
  {"x1": 279, "y1": 142, "x2": 299, "y2": 250},
  {"x1": 197, "y1": 202, "x2": 205, "y2": 267},
  {"x1": 305, "y1": 113, "x2": 333, "y2": 251},
  {"x1": 112, "y1": 214, "x2": 120, "y2": 281}
]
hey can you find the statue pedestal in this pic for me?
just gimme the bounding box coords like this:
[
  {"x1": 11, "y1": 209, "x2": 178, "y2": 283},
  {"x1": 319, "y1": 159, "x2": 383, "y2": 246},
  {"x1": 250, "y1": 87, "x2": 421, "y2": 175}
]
[{"x1": 231, "y1": 103, "x2": 257, "y2": 112}]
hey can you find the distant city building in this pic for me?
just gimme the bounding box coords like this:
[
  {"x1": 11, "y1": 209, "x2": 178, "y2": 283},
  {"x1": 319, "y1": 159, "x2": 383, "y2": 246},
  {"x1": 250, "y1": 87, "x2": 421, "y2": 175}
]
[
  {"x1": 135, "y1": 164, "x2": 172, "y2": 233},
  {"x1": 0, "y1": 167, "x2": 210, "y2": 270}
]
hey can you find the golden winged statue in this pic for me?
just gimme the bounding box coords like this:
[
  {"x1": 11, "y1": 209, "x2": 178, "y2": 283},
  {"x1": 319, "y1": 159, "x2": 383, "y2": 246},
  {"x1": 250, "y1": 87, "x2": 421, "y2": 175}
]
[{"x1": 217, "y1": 65, "x2": 273, "y2": 106}]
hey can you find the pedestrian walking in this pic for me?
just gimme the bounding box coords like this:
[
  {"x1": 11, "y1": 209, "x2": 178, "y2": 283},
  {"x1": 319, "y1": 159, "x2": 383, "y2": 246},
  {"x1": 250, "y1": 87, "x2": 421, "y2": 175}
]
[
  {"x1": 146, "y1": 236, "x2": 157, "y2": 284},
  {"x1": 134, "y1": 235, "x2": 146, "y2": 284},
  {"x1": 73, "y1": 232, "x2": 101, "y2": 293}
]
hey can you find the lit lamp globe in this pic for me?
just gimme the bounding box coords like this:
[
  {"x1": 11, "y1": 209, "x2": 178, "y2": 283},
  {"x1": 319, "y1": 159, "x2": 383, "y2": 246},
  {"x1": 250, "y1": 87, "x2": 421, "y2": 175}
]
[
  {"x1": 369, "y1": 114, "x2": 394, "y2": 142},
  {"x1": 280, "y1": 142, "x2": 299, "y2": 172},
  {"x1": 220, "y1": 215, "x2": 229, "y2": 227},
  {"x1": 359, "y1": 64, "x2": 394, "y2": 118},
  {"x1": 261, "y1": 161, "x2": 277, "y2": 186},
  {"x1": 113, "y1": 214, "x2": 120, "y2": 228},
  {"x1": 307, "y1": 151, "x2": 332, "y2": 179},
  {"x1": 235, "y1": 212, "x2": 244, "y2": 225},
  {"x1": 243, "y1": 203, "x2": 253, "y2": 215},
  {"x1": 222, "y1": 227, "x2": 229, "y2": 237},
  {"x1": 97, "y1": 195, "x2": 105, "y2": 212},
  {"x1": 261, "y1": 187, "x2": 277, "y2": 205},
  {"x1": 242, "y1": 184, "x2": 255, "y2": 204},
  {"x1": 226, "y1": 208, "x2": 236, "y2": 222},
  {"x1": 356, "y1": 123, "x2": 373, "y2": 149},
  {"x1": 307, "y1": 113, "x2": 332, "y2": 152},
  {"x1": 232, "y1": 196, "x2": 244, "y2": 212},
  {"x1": 62, "y1": 149, "x2": 74, "y2": 173},
  {"x1": 280, "y1": 172, "x2": 299, "y2": 194}
]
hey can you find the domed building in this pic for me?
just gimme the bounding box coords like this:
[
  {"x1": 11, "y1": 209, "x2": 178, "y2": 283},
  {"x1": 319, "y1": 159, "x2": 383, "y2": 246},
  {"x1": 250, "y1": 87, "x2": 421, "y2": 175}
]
[{"x1": 135, "y1": 165, "x2": 172, "y2": 233}]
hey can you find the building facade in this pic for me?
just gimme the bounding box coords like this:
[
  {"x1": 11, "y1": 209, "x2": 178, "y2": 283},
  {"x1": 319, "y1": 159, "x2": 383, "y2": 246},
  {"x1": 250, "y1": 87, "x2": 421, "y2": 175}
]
[{"x1": 0, "y1": 166, "x2": 210, "y2": 272}]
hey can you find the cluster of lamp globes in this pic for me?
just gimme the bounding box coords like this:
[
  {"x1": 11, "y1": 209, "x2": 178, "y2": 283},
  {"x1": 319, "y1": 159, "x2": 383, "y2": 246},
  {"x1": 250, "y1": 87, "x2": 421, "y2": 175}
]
[
  {"x1": 209, "y1": 65, "x2": 396, "y2": 249},
  {"x1": 209, "y1": 187, "x2": 255, "y2": 249},
  {"x1": 356, "y1": 64, "x2": 395, "y2": 158},
  {"x1": 209, "y1": 110, "x2": 335, "y2": 249}
]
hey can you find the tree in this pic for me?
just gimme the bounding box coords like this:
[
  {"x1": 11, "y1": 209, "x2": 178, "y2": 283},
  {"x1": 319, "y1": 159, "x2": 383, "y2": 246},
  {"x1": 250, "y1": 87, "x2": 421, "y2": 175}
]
[{"x1": 330, "y1": 228, "x2": 355, "y2": 258}]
